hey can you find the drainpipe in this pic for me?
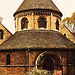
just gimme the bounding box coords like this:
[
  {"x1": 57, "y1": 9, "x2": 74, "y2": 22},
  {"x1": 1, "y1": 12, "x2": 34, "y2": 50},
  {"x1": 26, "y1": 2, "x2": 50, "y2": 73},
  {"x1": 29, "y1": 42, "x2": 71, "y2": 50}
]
[
  {"x1": 67, "y1": 51, "x2": 69, "y2": 75},
  {"x1": 28, "y1": 49, "x2": 30, "y2": 72}
]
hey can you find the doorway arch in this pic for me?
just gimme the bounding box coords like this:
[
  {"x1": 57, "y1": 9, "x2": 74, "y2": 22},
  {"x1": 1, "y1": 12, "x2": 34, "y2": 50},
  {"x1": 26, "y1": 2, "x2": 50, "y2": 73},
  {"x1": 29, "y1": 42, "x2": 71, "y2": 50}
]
[{"x1": 35, "y1": 51, "x2": 62, "y2": 71}]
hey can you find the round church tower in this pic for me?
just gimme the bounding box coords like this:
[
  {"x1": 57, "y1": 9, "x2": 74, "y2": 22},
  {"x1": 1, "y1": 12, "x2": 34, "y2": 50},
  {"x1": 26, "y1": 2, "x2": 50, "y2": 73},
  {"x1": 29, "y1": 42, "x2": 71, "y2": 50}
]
[
  {"x1": 0, "y1": 0, "x2": 75, "y2": 75},
  {"x1": 14, "y1": 0, "x2": 62, "y2": 32}
]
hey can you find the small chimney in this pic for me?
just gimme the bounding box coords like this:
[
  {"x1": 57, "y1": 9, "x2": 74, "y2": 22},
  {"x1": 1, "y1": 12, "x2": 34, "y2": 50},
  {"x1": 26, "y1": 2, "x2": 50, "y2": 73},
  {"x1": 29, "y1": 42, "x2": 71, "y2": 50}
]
[{"x1": 0, "y1": 17, "x2": 3, "y2": 23}]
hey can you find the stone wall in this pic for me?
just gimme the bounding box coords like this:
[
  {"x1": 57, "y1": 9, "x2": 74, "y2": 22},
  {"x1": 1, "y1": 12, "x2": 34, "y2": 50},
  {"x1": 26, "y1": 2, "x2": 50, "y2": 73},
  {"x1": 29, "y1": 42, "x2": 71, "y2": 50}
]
[
  {"x1": 0, "y1": 49, "x2": 74, "y2": 75},
  {"x1": 15, "y1": 11, "x2": 61, "y2": 32},
  {"x1": 0, "y1": 67, "x2": 26, "y2": 75},
  {"x1": 0, "y1": 23, "x2": 12, "y2": 44},
  {"x1": 60, "y1": 25, "x2": 75, "y2": 43}
]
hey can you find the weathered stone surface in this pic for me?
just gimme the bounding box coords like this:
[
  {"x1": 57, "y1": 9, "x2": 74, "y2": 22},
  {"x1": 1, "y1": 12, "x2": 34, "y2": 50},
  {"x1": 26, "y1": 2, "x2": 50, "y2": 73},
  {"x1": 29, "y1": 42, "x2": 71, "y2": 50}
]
[{"x1": 0, "y1": 50, "x2": 74, "y2": 75}]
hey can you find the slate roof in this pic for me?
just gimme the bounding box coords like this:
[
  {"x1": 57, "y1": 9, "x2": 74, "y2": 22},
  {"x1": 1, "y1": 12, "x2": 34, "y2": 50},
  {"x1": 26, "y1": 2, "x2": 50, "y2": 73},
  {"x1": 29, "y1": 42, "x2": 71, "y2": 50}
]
[
  {"x1": 14, "y1": 0, "x2": 62, "y2": 16},
  {"x1": 0, "y1": 30, "x2": 74, "y2": 50}
]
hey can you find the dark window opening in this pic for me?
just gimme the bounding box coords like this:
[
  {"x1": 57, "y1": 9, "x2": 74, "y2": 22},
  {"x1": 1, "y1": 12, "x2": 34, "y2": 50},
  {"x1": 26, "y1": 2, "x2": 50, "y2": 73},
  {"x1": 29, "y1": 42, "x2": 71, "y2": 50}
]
[
  {"x1": 21, "y1": 17, "x2": 28, "y2": 29},
  {"x1": 64, "y1": 34, "x2": 66, "y2": 37},
  {"x1": 0, "y1": 29, "x2": 3, "y2": 39},
  {"x1": 38, "y1": 17, "x2": 47, "y2": 29},
  {"x1": 7, "y1": 54, "x2": 10, "y2": 65},
  {"x1": 42, "y1": 58, "x2": 54, "y2": 71},
  {"x1": 56, "y1": 20, "x2": 59, "y2": 30}
]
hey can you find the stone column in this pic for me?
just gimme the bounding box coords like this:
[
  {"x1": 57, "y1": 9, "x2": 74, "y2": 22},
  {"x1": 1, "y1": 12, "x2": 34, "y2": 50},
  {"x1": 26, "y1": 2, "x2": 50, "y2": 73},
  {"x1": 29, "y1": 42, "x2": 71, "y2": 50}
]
[
  {"x1": 62, "y1": 66, "x2": 67, "y2": 75},
  {"x1": 15, "y1": 16, "x2": 18, "y2": 32}
]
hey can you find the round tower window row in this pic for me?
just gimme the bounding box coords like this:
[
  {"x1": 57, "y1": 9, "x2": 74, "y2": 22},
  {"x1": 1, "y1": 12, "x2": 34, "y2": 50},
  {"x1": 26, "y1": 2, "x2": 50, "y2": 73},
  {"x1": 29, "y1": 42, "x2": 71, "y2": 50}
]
[{"x1": 21, "y1": 16, "x2": 59, "y2": 30}]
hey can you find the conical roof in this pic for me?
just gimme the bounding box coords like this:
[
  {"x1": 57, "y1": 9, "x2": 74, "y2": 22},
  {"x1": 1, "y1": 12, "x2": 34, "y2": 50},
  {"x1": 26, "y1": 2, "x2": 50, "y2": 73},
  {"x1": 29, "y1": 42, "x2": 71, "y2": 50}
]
[
  {"x1": 14, "y1": 0, "x2": 62, "y2": 16},
  {"x1": 0, "y1": 30, "x2": 74, "y2": 50}
]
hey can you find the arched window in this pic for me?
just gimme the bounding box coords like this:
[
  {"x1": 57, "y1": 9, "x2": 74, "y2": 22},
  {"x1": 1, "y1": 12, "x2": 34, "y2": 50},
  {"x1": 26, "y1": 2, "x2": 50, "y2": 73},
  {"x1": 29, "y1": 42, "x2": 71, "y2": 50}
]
[
  {"x1": 7, "y1": 54, "x2": 10, "y2": 65},
  {"x1": 0, "y1": 29, "x2": 3, "y2": 39},
  {"x1": 56, "y1": 20, "x2": 59, "y2": 30},
  {"x1": 38, "y1": 16, "x2": 47, "y2": 29},
  {"x1": 21, "y1": 17, "x2": 28, "y2": 29}
]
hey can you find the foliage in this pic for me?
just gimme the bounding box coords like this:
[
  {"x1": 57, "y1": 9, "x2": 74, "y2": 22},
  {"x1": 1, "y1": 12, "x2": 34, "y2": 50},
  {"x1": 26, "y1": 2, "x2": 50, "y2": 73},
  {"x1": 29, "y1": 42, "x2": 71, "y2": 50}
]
[
  {"x1": 62, "y1": 12, "x2": 75, "y2": 24},
  {"x1": 27, "y1": 69, "x2": 54, "y2": 75}
]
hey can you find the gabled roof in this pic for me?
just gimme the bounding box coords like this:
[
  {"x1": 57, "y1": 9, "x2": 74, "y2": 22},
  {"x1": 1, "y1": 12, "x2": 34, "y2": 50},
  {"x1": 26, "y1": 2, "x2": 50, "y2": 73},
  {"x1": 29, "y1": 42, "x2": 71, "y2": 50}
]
[
  {"x1": 62, "y1": 25, "x2": 75, "y2": 36},
  {"x1": 0, "y1": 23, "x2": 12, "y2": 35},
  {"x1": 0, "y1": 30, "x2": 74, "y2": 50},
  {"x1": 14, "y1": 0, "x2": 62, "y2": 16}
]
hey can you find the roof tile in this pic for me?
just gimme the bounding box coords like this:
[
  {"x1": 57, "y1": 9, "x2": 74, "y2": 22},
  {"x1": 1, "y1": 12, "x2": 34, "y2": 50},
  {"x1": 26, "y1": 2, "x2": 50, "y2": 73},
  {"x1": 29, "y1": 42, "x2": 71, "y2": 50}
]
[{"x1": 0, "y1": 30, "x2": 74, "y2": 50}]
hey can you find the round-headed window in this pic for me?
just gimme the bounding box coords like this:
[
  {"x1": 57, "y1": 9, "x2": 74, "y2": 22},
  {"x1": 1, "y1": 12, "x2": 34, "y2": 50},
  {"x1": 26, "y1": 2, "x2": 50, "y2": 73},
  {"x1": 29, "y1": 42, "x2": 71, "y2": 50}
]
[
  {"x1": 56, "y1": 20, "x2": 59, "y2": 30},
  {"x1": 21, "y1": 17, "x2": 28, "y2": 30},
  {"x1": 0, "y1": 29, "x2": 3, "y2": 39},
  {"x1": 38, "y1": 16, "x2": 47, "y2": 29}
]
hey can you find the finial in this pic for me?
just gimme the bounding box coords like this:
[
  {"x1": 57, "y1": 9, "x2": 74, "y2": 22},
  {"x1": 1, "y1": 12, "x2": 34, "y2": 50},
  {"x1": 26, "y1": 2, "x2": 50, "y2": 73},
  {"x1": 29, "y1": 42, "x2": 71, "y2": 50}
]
[{"x1": 0, "y1": 17, "x2": 3, "y2": 23}]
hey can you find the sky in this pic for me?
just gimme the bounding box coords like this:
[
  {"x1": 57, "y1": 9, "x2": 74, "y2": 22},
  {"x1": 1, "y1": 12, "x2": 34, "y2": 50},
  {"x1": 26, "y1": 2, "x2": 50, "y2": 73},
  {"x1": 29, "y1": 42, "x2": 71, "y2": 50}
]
[{"x1": 0, "y1": 0, "x2": 75, "y2": 34}]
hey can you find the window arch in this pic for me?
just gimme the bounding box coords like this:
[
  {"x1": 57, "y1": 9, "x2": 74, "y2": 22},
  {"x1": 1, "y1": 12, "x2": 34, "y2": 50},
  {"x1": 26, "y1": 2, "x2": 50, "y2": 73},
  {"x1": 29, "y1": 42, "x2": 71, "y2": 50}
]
[
  {"x1": 7, "y1": 54, "x2": 10, "y2": 65},
  {"x1": 0, "y1": 29, "x2": 3, "y2": 39},
  {"x1": 56, "y1": 19, "x2": 59, "y2": 30},
  {"x1": 35, "y1": 51, "x2": 62, "y2": 70},
  {"x1": 21, "y1": 17, "x2": 28, "y2": 29},
  {"x1": 38, "y1": 16, "x2": 47, "y2": 29}
]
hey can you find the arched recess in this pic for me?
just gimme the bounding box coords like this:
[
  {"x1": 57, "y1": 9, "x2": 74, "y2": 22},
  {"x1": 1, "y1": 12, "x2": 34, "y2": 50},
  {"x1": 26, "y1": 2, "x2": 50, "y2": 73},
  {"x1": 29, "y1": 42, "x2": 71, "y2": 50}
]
[
  {"x1": 21, "y1": 17, "x2": 28, "y2": 30},
  {"x1": 7, "y1": 54, "x2": 10, "y2": 65},
  {"x1": 35, "y1": 51, "x2": 62, "y2": 71},
  {"x1": 56, "y1": 19, "x2": 59, "y2": 30},
  {"x1": 0, "y1": 29, "x2": 3, "y2": 39},
  {"x1": 37, "y1": 16, "x2": 47, "y2": 29}
]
